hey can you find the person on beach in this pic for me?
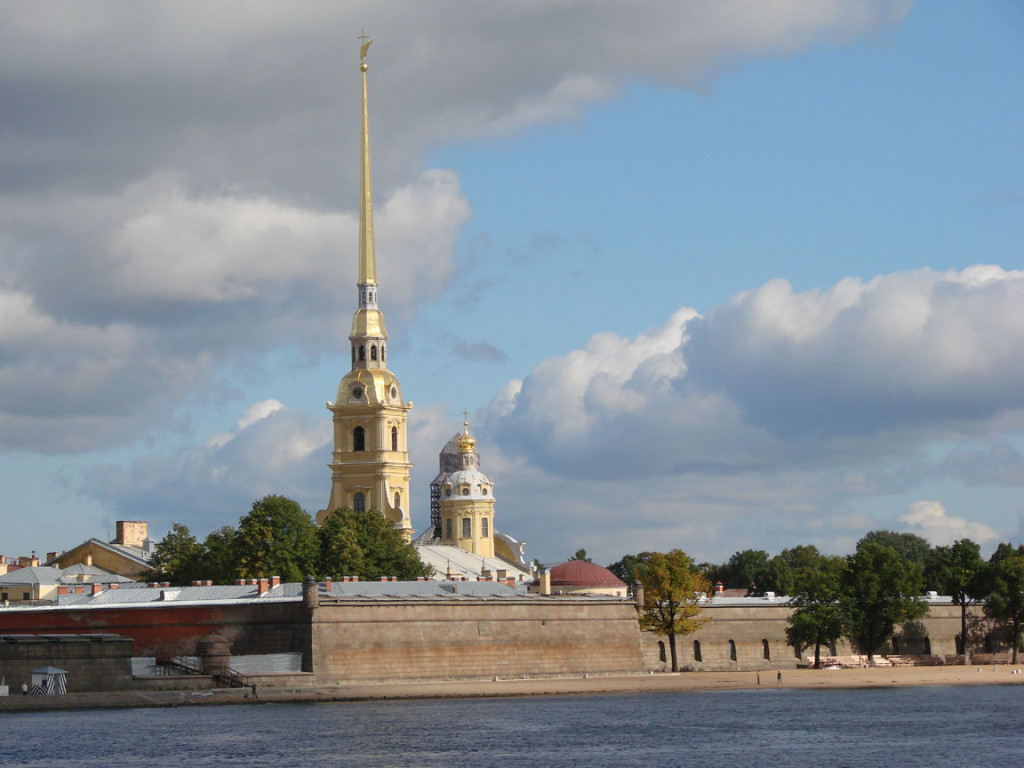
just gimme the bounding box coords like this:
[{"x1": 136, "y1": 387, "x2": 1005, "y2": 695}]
[{"x1": 777, "y1": 671, "x2": 782, "y2": 684}]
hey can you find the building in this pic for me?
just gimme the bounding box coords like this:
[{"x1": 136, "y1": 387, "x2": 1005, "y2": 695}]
[
  {"x1": 317, "y1": 41, "x2": 412, "y2": 541},
  {"x1": 45, "y1": 520, "x2": 154, "y2": 579}
]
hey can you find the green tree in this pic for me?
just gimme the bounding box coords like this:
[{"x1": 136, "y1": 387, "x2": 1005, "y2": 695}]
[
  {"x1": 317, "y1": 508, "x2": 432, "y2": 581},
  {"x1": 924, "y1": 539, "x2": 986, "y2": 659},
  {"x1": 841, "y1": 542, "x2": 927, "y2": 660},
  {"x1": 857, "y1": 530, "x2": 932, "y2": 565},
  {"x1": 199, "y1": 525, "x2": 240, "y2": 584},
  {"x1": 717, "y1": 549, "x2": 773, "y2": 594},
  {"x1": 569, "y1": 548, "x2": 591, "y2": 562},
  {"x1": 768, "y1": 545, "x2": 825, "y2": 597},
  {"x1": 984, "y1": 546, "x2": 1024, "y2": 663},
  {"x1": 235, "y1": 495, "x2": 319, "y2": 582},
  {"x1": 637, "y1": 550, "x2": 711, "y2": 672},
  {"x1": 607, "y1": 552, "x2": 653, "y2": 585},
  {"x1": 781, "y1": 548, "x2": 846, "y2": 668},
  {"x1": 149, "y1": 523, "x2": 204, "y2": 585}
]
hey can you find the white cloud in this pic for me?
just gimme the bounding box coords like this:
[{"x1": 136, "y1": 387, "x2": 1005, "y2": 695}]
[{"x1": 898, "y1": 500, "x2": 1000, "y2": 547}]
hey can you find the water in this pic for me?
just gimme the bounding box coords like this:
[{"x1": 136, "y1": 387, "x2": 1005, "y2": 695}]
[{"x1": 2, "y1": 686, "x2": 1021, "y2": 767}]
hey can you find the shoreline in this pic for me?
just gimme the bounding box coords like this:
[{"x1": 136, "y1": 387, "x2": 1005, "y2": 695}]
[{"x1": 2, "y1": 665, "x2": 1022, "y2": 713}]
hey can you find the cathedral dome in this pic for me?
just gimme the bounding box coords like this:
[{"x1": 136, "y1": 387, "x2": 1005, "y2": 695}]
[
  {"x1": 549, "y1": 560, "x2": 626, "y2": 591},
  {"x1": 445, "y1": 467, "x2": 492, "y2": 499}
]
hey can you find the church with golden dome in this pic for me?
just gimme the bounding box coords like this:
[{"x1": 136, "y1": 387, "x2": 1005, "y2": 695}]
[{"x1": 319, "y1": 39, "x2": 529, "y2": 581}]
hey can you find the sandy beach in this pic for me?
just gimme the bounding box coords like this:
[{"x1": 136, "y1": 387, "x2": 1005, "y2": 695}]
[{"x1": 2, "y1": 664, "x2": 1022, "y2": 713}]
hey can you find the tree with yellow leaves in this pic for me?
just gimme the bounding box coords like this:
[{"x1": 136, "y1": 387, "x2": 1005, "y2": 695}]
[{"x1": 638, "y1": 549, "x2": 711, "y2": 671}]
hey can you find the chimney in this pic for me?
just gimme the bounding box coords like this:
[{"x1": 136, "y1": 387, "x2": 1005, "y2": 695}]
[
  {"x1": 324, "y1": 577, "x2": 332, "y2": 591},
  {"x1": 91, "y1": 583, "x2": 103, "y2": 596},
  {"x1": 351, "y1": 576, "x2": 358, "y2": 582},
  {"x1": 46, "y1": 551, "x2": 58, "y2": 562},
  {"x1": 235, "y1": 579, "x2": 245, "y2": 586},
  {"x1": 379, "y1": 576, "x2": 389, "y2": 582},
  {"x1": 496, "y1": 569, "x2": 507, "y2": 580},
  {"x1": 192, "y1": 580, "x2": 202, "y2": 586},
  {"x1": 115, "y1": 520, "x2": 148, "y2": 548},
  {"x1": 270, "y1": 575, "x2": 281, "y2": 588},
  {"x1": 481, "y1": 569, "x2": 492, "y2": 581},
  {"x1": 109, "y1": 583, "x2": 119, "y2": 590},
  {"x1": 58, "y1": 585, "x2": 69, "y2": 596},
  {"x1": 257, "y1": 578, "x2": 269, "y2": 595},
  {"x1": 539, "y1": 568, "x2": 551, "y2": 596},
  {"x1": 715, "y1": 581, "x2": 724, "y2": 595}
]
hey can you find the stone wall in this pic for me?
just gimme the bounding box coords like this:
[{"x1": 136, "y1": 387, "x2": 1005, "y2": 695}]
[
  {"x1": 311, "y1": 596, "x2": 645, "y2": 682},
  {"x1": 639, "y1": 600, "x2": 995, "y2": 671},
  {"x1": 0, "y1": 634, "x2": 134, "y2": 692}
]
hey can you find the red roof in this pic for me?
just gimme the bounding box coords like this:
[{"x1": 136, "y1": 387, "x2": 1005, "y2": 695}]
[{"x1": 549, "y1": 560, "x2": 625, "y2": 589}]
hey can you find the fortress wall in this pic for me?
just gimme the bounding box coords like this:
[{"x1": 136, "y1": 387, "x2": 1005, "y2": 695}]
[
  {"x1": 640, "y1": 602, "x2": 992, "y2": 671},
  {"x1": 0, "y1": 634, "x2": 134, "y2": 692},
  {"x1": 311, "y1": 597, "x2": 645, "y2": 682},
  {"x1": 0, "y1": 602, "x2": 310, "y2": 664}
]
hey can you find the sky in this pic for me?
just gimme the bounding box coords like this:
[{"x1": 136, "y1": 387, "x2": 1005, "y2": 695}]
[{"x1": 1, "y1": 1, "x2": 1022, "y2": 568}]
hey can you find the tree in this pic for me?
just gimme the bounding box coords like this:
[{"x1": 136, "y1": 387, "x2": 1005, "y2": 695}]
[
  {"x1": 235, "y1": 495, "x2": 319, "y2": 582},
  {"x1": 781, "y1": 548, "x2": 846, "y2": 668},
  {"x1": 318, "y1": 508, "x2": 432, "y2": 581},
  {"x1": 857, "y1": 530, "x2": 931, "y2": 565},
  {"x1": 569, "y1": 549, "x2": 591, "y2": 562},
  {"x1": 637, "y1": 550, "x2": 711, "y2": 671},
  {"x1": 717, "y1": 549, "x2": 773, "y2": 595},
  {"x1": 925, "y1": 539, "x2": 986, "y2": 659},
  {"x1": 607, "y1": 552, "x2": 653, "y2": 585},
  {"x1": 984, "y1": 546, "x2": 1024, "y2": 663},
  {"x1": 199, "y1": 525, "x2": 240, "y2": 584},
  {"x1": 149, "y1": 523, "x2": 204, "y2": 585},
  {"x1": 841, "y1": 542, "x2": 927, "y2": 660}
]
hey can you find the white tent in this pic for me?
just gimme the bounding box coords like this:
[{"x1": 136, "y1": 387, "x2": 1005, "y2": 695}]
[{"x1": 30, "y1": 666, "x2": 68, "y2": 695}]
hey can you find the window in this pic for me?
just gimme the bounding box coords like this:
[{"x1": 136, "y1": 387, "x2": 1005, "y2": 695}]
[
  {"x1": 354, "y1": 492, "x2": 366, "y2": 513},
  {"x1": 762, "y1": 639, "x2": 771, "y2": 661},
  {"x1": 461, "y1": 487, "x2": 470, "y2": 496},
  {"x1": 1, "y1": 592, "x2": 7, "y2": 602},
  {"x1": 658, "y1": 641, "x2": 667, "y2": 663},
  {"x1": 462, "y1": 518, "x2": 471, "y2": 538},
  {"x1": 359, "y1": 345, "x2": 366, "y2": 361},
  {"x1": 394, "y1": 492, "x2": 401, "y2": 509},
  {"x1": 445, "y1": 488, "x2": 451, "y2": 497},
  {"x1": 353, "y1": 426, "x2": 365, "y2": 452},
  {"x1": 482, "y1": 518, "x2": 489, "y2": 537},
  {"x1": 728, "y1": 639, "x2": 737, "y2": 661},
  {"x1": 445, "y1": 519, "x2": 453, "y2": 539},
  {"x1": 391, "y1": 426, "x2": 398, "y2": 451},
  {"x1": 692, "y1": 640, "x2": 702, "y2": 662},
  {"x1": 371, "y1": 345, "x2": 377, "y2": 361},
  {"x1": 351, "y1": 348, "x2": 355, "y2": 363},
  {"x1": 382, "y1": 345, "x2": 386, "y2": 361}
]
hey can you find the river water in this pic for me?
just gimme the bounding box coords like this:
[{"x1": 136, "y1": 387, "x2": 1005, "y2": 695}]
[{"x1": 2, "y1": 685, "x2": 1020, "y2": 767}]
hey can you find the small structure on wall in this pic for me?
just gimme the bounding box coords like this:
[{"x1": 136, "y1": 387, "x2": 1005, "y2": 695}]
[{"x1": 31, "y1": 666, "x2": 68, "y2": 696}]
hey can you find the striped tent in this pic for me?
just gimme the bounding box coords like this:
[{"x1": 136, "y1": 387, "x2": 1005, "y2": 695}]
[{"x1": 30, "y1": 666, "x2": 68, "y2": 696}]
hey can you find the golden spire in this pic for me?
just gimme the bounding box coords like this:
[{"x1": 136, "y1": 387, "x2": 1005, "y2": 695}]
[{"x1": 358, "y1": 30, "x2": 376, "y2": 287}]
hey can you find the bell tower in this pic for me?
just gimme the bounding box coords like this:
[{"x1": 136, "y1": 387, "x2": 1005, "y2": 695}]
[{"x1": 318, "y1": 35, "x2": 413, "y2": 540}]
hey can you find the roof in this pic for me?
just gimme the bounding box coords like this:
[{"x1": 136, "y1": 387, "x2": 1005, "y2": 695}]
[
  {"x1": 0, "y1": 566, "x2": 64, "y2": 586},
  {"x1": 415, "y1": 544, "x2": 532, "y2": 582},
  {"x1": 549, "y1": 560, "x2": 626, "y2": 589}
]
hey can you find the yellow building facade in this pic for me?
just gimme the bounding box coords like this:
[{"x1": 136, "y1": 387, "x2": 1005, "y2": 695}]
[
  {"x1": 439, "y1": 424, "x2": 495, "y2": 558},
  {"x1": 317, "y1": 41, "x2": 412, "y2": 540}
]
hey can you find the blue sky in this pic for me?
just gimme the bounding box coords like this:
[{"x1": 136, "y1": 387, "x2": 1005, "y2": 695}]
[{"x1": 1, "y1": 1, "x2": 1021, "y2": 568}]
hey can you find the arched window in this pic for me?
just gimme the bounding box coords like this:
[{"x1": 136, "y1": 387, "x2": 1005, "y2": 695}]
[
  {"x1": 728, "y1": 639, "x2": 737, "y2": 661},
  {"x1": 382, "y1": 344, "x2": 386, "y2": 361},
  {"x1": 371, "y1": 345, "x2": 377, "y2": 361},
  {"x1": 658, "y1": 641, "x2": 667, "y2": 663},
  {"x1": 351, "y1": 347, "x2": 355, "y2": 363},
  {"x1": 923, "y1": 637, "x2": 932, "y2": 656},
  {"x1": 955, "y1": 634, "x2": 964, "y2": 655},
  {"x1": 891, "y1": 635, "x2": 901, "y2": 655},
  {"x1": 353, "y1": 492, "x2": 366, "y2": 513},
  {"x1": 445, "y1": 519, "x2": 452, "y2": 540},
  {"x1": 481, "y1": 518, "x2": 489, "y2": 537},
  {"x1": 461, "y1": 487, "x2": 470, "y2": 496},
  {"x1": 359, "y1": 345, "x2": 366, "y2": 361},
  {"x1": 462, "y1": 518, "x2": 471, "y2": 538},
  {"x1": 394, "y1": 492, "x2": 401, "y2": 509},
  {"x1": 353, "y1": 426, "x2": 365, "y2": 452},
  {"x1": 391, "y1": 426, "x2": 398, "y2": 451},
  {"x1": 762, "y1": 639, "x2": 771, "y2": 661},
  {"x1": 693, "y1": 640, "x2": 702, "y2": 662}
]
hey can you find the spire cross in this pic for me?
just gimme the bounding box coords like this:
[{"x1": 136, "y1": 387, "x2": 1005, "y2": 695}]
[
  {"x1": 357, "y1": 29, "x2": 369, "y2": 45},
  {"x1": 463, "y1": 409, "x2": 470, "y2": 428}
]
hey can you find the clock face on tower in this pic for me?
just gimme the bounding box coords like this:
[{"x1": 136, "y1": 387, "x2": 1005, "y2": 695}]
[{"x1": 352, "y1": 386, "x2": 363, "y2": 400}]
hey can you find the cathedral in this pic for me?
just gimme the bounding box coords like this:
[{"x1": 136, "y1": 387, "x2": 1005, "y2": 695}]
[{"x1": 319, "y1": 39, "x2": 529, "y2": 581}]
